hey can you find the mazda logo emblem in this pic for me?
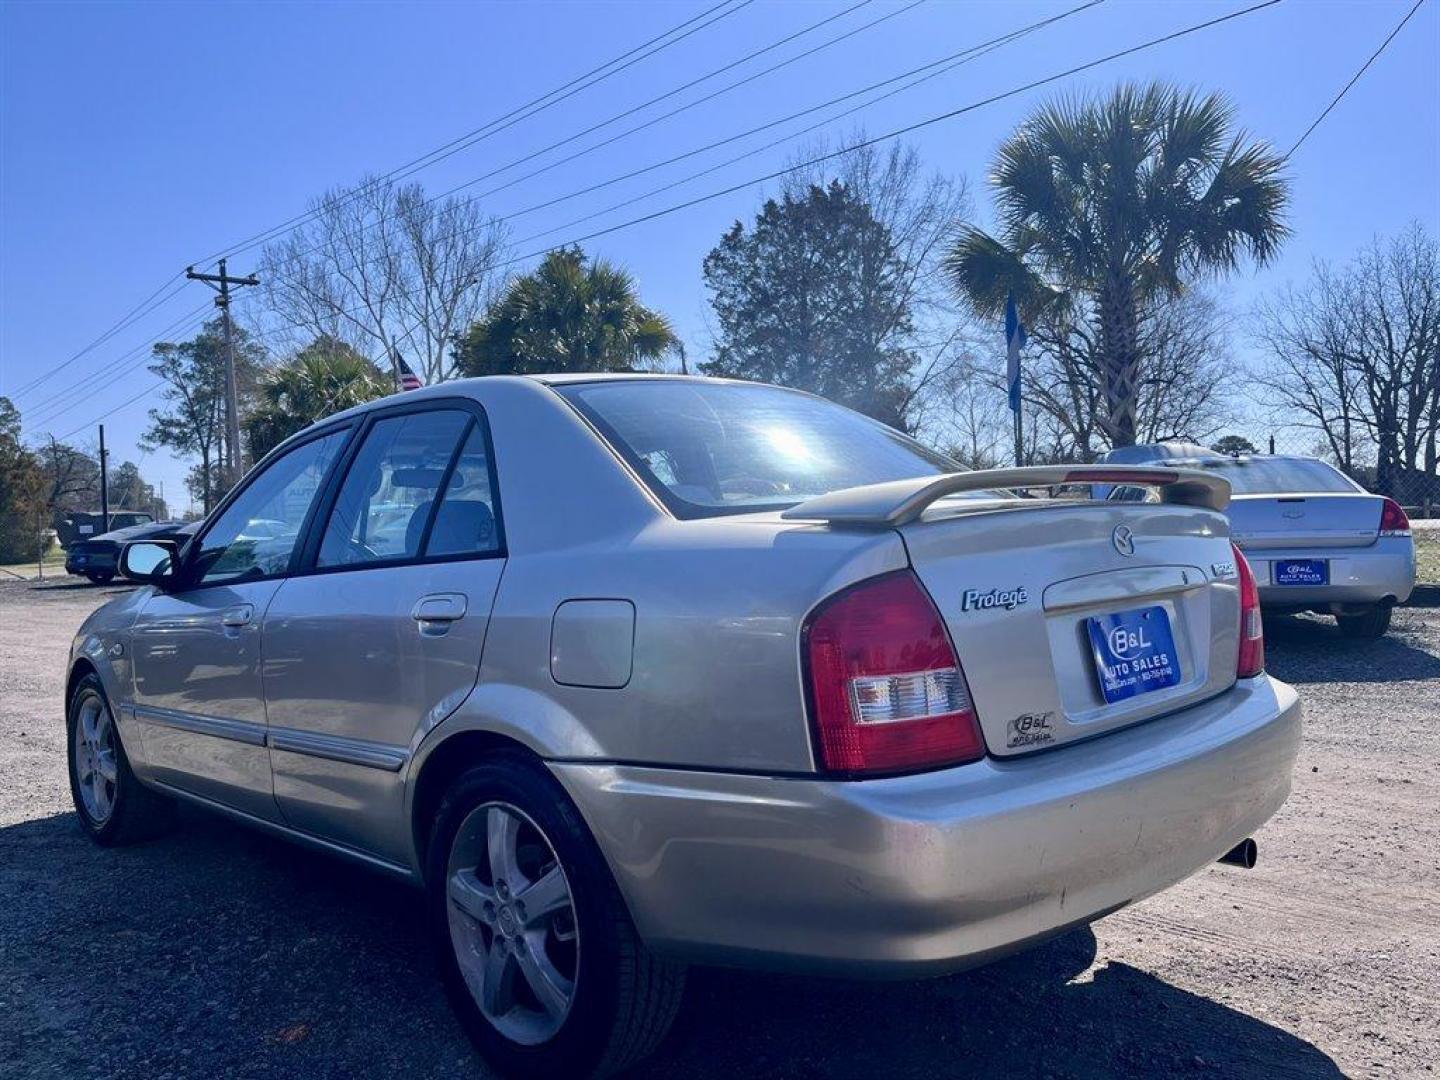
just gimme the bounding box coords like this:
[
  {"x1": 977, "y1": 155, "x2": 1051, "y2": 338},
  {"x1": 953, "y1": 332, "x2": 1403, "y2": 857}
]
[{"x1": 1112, "y1": 524, "x2": 1136, "y2": 556}]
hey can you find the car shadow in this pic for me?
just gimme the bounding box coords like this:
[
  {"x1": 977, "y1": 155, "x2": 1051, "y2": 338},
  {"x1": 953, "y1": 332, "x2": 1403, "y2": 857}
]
[
  {"x1": 0, "y1": 808, "x2": 1342, "y2": 1079},
  {"x1": 1263, "y1": 612, "x2": 1440, "y2": 684}
]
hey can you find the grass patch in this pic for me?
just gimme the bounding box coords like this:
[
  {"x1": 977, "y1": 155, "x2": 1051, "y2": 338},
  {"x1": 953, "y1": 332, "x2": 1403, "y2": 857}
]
[
  {"x1": 1415, "y1": 529, "x2": 1440, "y2": 586},
  {"x1": 0, "y1": 549, "x2": 65, "y2": 580}
]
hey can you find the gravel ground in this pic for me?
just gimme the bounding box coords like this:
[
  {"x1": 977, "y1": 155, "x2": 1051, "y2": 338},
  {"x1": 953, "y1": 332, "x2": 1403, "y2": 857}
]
[{"x1": 2, "y1": 578, "x2": 1437, "y2": 1079}]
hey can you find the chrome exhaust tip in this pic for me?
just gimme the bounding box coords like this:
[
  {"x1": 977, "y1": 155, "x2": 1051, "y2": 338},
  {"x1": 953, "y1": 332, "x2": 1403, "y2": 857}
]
[{"x1": 1217, "y1": 838, "x2": 1257, "y2": 869}]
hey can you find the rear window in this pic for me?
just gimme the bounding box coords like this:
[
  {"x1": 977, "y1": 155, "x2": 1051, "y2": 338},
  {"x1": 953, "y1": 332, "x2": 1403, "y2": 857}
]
[
  {"x1": 557, "y1": 380, "x2": 959, "y2": 518},
  {"x1": 1190, "y1": 458, "x2": 1358, "y2": 495}
]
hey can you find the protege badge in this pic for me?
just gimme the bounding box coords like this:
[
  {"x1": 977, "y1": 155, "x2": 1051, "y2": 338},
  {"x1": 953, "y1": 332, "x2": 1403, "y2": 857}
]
[{"x1": 961, "y1": 586, "x2": 1029, "y2": 612}]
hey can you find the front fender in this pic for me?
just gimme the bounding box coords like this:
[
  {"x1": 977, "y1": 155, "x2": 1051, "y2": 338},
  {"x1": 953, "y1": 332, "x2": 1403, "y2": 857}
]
[{"x1": 68, "y1": 588, "x2": 150, "y2": 763}]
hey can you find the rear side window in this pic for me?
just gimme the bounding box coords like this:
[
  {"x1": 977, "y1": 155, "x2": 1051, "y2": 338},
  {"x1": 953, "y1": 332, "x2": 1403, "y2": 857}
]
[
  {"x1": 318, "y1": 410, "x2": 469, "y2": 568},
  {"x1": 425, "y1": 424, "x2": 501, "y2": 558},
  {"x1": 317, "y1": 408, "x2": 501, "y2": 569}
]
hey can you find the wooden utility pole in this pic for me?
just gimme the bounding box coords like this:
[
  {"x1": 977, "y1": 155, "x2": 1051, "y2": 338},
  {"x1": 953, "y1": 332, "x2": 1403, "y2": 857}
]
[
  {"x1": 98, "y1": 424, "x2": 109, "y2": 534},
  {"x1": 186, "y1": 258, "x2": 259, "y2": 489}
]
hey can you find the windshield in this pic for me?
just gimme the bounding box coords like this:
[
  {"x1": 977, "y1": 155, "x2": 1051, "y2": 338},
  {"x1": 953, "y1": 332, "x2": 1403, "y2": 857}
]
[
  {"x1": 558, "y1": 380, "x2": 959, "y2": 518},
  {"x1": 1188, "y1": 457, "x2": 1359, "y2": 495}
]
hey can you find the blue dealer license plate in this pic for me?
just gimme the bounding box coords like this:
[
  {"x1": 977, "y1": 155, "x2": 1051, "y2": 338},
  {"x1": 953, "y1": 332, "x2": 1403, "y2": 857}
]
[
  {"x1": 1274, "y1": 559, "x2": 1327, "y2": 586},
  {"x1": 1086, "y1": 605, "x2": 1182, "y2": 705}
]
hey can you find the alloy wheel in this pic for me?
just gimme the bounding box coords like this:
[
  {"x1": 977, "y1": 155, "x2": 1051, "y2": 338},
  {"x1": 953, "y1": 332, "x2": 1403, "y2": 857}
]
[
  {"x1": 446, "y1": 801, "x2": 580, "y2": 1046},
  {"x1": 73, "y1": 692, "x2": 118, "y2": 824}
]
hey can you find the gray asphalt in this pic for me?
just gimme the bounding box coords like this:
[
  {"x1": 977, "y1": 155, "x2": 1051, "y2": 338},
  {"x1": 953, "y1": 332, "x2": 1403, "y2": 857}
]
[{"x1": 2, "y1": 577, "x2": 1436, "y2": 1078}]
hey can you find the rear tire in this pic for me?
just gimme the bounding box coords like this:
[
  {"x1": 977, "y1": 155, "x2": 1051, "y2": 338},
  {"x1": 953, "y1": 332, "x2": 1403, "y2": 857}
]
[
  {"x1": 66, "y1": 673, "x2": 175, "y2": 845},
  {"x1": 84, "y1": 571, "x2": 114, "y2": 584},
  {"x1": 425, "y1": 750, "x2": 685, "y2": 1079},
  {"x1": 1337, "y1": 603, "x2": 1392, "y2": 639}
]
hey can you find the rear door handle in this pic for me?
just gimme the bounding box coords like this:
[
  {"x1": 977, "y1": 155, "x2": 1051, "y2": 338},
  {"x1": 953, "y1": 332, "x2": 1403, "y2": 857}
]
[
  {"x1": 221, "y1": 604, "x2": 254, "y2": 628},
  {"x1": 412, "y1": 593, "x2": 467, "y2": 634}
]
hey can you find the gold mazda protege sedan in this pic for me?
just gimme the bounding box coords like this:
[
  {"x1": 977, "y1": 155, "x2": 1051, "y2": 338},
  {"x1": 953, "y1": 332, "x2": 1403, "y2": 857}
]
[{"x1": 65, "y1": 375, "x2": 1300, "y2": 1077}]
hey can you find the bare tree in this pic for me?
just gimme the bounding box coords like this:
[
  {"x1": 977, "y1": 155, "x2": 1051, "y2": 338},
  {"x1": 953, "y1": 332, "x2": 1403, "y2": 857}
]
[
  {"x1": 781, "y1": 135, "x2": 975, "y2": 431},
  {"x1": 1258, "y1": 223, "x2": 1440, "y2": 500},
  {"x1": 1000, "y1": 290, "x2": 1238, "y2": 461},
  {"x1": 35, "y1": 437, "x2": 100, "y2": 514},
  {"x1": 260, "y1": 176, "x2": 510, "y2": 385}
]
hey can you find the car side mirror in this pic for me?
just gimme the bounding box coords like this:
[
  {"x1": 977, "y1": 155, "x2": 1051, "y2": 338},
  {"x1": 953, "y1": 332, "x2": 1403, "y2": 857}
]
[{"x1": 120, "y1": 540, "x2": 180, "y2": 588}]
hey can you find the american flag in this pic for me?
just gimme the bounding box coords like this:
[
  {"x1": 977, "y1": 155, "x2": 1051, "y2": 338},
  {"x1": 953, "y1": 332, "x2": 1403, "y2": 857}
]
[{"x1": 395, "y1": 351, "x2": 424, "y2": 392}]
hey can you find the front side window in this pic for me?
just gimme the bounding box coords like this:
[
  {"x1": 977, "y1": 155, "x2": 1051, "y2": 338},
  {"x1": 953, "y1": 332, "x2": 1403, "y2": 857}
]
[
  {"x1": 195, "y1": 429, "x2": 348, "y2": 585},
  {"x1": 317, "y1": 410, "x2": 471, "y2": 569},
  {"x1": 558, "y1": 380, "x2": 960, "y2": 518}
]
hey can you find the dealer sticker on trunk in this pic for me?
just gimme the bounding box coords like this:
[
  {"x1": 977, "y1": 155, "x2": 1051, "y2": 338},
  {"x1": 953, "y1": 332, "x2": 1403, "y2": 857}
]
[{"x1": 1086, "y1": 605, "x2": 1182, "y2": 705}]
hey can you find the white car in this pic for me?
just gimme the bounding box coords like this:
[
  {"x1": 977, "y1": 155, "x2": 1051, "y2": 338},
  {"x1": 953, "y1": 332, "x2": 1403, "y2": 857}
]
[{"x1": 1109, "y1": 454, "x2": 1415, "y2": 637}]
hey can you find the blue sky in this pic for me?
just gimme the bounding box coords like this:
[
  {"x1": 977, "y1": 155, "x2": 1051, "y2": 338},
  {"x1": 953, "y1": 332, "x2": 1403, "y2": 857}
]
[{"x1": 2, "y1": 0, "x2": 1436, "y2": 514}]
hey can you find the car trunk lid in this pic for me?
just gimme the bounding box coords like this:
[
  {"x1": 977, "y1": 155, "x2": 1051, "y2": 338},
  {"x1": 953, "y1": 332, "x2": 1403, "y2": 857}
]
[
  {"x1": 898, "y1": 504, "x2": 1238, "y2": 754},
  {"x1": 1227, "y1": 492, "x2": 1383, "y2": 550},
  {"x1": 898, "y1": 501, "x2": 1242, "y2": 756},
  {"x1": 781, "y1": 466, "x2": 1242, "y2": 757}
]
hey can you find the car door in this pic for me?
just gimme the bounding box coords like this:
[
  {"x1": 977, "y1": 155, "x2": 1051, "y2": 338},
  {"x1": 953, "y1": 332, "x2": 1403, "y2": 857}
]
[
  {"x1": 261, "y1": 402, "x2": 505, "y2": 864},
  {"x1": 129, "y1": 427, "x2": 351, "y2": 821}
]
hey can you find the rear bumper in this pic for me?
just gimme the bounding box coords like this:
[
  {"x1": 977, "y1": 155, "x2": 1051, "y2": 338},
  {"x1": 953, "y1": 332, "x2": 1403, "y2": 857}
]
[
  {"x1": 1247, "y1": 539, "x2": 1415, "y2": 609},
  {"x1": 65, "y1": 553, "x2": 117, "y2": 575},
  {"x1": 552, "y1": 675, "x2": 1301, "y2": 977}
]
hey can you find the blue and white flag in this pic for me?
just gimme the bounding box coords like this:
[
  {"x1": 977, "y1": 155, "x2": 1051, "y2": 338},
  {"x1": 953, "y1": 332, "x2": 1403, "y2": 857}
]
[{"x1": 1004, "y1": 291, "x2": 1026, "y2": 414}]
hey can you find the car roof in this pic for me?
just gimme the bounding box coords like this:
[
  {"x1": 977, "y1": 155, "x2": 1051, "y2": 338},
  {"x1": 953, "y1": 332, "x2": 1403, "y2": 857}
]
[
  {"x1": 1101, "y1": 442, "x2": 1225, "y2": 462},
  {"x1": 524, "y1": 373, "x2": 746, "y2": 386},
  {"x1": 316, "y1": 373, "x2": 755, "y2": 427}
]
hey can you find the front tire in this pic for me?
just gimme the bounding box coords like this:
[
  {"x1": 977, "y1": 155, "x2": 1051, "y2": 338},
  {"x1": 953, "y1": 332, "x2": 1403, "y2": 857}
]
[
  {"x1": 66, "y1": 673, "x2": 175, "y2": 845},
  {"x1": 1337, "y1": 603, "x2": 1392, "y2": 639},
  {"x1": 426, "y1": 751, "x2": 685, "y2": 1079}
]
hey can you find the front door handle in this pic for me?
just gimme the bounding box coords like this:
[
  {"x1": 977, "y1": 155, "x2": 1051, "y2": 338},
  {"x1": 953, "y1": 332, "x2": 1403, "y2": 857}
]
[
  {"x1": 220, "y1": 604, "x2": 254, "y2": 628},
  {"x1": 412, "y1": 593, "x2": 467, "y2": 635}
]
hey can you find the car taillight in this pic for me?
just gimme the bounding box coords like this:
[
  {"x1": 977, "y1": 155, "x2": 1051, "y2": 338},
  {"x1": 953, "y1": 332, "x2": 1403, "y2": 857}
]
[
  {"x1": 1379, "y1": 498, "x2": 1411, "y2": 537},
  {"x1": 1233, "y1": 543, "x2": 1264, "y2": 678},
  {"x1": 804, "y1": 571, "x2": 985, "y2": 776}
]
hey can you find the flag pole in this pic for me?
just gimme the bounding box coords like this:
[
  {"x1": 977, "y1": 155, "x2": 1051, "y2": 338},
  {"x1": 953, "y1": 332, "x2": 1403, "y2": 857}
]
[
  {"x1": 1014, "y1": 396, "x2": 1024, "y2": 468},
  {"x1": 1005, "y1": 291, "x2": 1026, "y2": 467}
]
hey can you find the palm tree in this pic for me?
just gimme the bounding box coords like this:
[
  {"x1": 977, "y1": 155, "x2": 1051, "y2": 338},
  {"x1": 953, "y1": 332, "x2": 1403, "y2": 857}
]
[
  {"x1": 246, "y1": 337, "x2": 390, "y2": 459},
  {"x1": 945, "y1": 82, "x2": 1289, "y2": 447},
  {"x1": 454, "y1": 247, "x2": 682, "y2": 377}
]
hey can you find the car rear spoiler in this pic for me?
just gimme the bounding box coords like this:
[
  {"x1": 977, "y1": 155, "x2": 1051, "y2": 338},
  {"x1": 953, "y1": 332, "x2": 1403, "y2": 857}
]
[{"x1": 780, "y1": 466, "x2": 1231, "y2": 528}]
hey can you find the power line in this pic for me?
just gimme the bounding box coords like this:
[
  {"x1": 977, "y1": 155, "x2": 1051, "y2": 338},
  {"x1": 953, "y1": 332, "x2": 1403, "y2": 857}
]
[
  {"x1": 501, "y1": 0, "x2": 1287, "y2": 266},
  {"x1": 1285, "y1": 0, "x2": 1426, "y2": 159},
  {"x1": 19, "y1": 0, "x2": 751, "y2": 413},
  {"x1": 420, "y1": 0, "x2": 904, "y2": 210},
  {"x1": 268, "y1": 0, "x2": 1277, "y2": 340},
  {"x1": 22, "y1": 303, "x2": 213, "y2": 425},
  {"x1": 6, "y1": 276, "x2": 187, "y2": 401},
  {"x1": 479, "y1": 1, "x2": 1104, "y2": 246},
  {"x1": 248, "y1": 0, "x2": 904, "y2": 268},
  {"x1": 200, "y1": 0, "x2": 755, "y2": 264},
  {"x1": 42, "y1": 0, "x2": 1285, "y2": 442},
  {"x1": 52, "y1": 379, "x2": 167, "y2": 443}
]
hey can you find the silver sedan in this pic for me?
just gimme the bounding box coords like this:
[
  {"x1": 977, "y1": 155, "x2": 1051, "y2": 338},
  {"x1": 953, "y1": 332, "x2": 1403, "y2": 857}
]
[
  {"x1": 1113, "y1": 454, "x2": 1415, "y2": 638},
  {"x1": 66, "y1": 375, "x2": 1300, "y2": 1078}
]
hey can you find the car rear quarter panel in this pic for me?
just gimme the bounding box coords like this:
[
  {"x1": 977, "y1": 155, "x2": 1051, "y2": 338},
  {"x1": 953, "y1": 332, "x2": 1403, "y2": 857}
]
[{"x1": 407, "y1": 377, "x2": 910, "y2": 775}]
